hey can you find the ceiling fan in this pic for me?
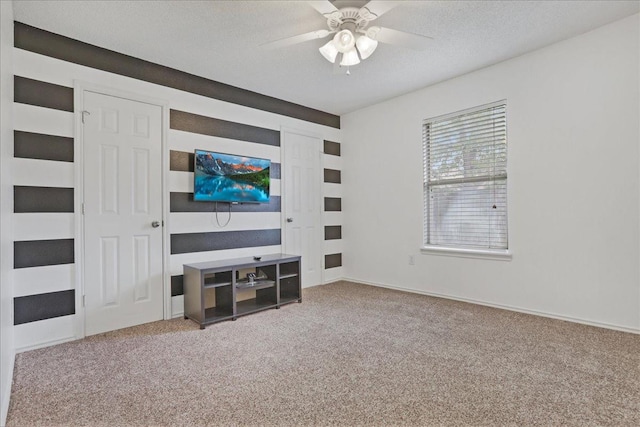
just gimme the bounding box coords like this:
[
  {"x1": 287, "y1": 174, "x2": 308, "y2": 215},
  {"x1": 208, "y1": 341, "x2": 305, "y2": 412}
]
[{"x1": 262, "y1": 0, "x2": 432, "y2": 73}]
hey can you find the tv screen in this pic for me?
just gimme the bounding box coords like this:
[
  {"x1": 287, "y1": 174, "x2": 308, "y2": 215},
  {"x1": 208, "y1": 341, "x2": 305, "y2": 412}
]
[{"x1": 193, "y1": 150, "x2": 270, "y2": 203}]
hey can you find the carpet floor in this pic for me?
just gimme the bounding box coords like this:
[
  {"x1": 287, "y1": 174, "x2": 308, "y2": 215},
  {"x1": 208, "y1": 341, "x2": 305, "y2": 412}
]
[{"x1": 6, "y1": 281, "x2": 640, "y2": 426}]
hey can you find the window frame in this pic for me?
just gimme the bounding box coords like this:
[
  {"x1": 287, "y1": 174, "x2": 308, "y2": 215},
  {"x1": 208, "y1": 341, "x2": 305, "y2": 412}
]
[{"x1": 421, "y1": 100, "x2": 511, "y2": 261}]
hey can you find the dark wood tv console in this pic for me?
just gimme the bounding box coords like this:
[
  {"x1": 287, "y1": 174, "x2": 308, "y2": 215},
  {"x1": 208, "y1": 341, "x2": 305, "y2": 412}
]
[{"x1": 183, "y1": 253, "x2": 301, "y2": 329}]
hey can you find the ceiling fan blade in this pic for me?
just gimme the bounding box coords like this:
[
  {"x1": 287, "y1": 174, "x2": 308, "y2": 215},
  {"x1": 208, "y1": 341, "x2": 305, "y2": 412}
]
[
  {"x1": 369, "y1": 26, "x2": 433, "y2": 50},
  {"x1": 261, "y1": 29, "x2": 333, "y2": 50},
  {"x1": 361, "y1": 1, "x2": 399, "y2": 20},
  {"x1": 308, "y1": 0, "x2": 339, "y2": 16}
]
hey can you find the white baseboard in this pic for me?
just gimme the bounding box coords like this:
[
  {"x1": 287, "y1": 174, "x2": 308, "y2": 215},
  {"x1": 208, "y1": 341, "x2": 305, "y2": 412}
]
[
  {"x1": 303, "y1": 281, "x2": 327, "y2": 289},
  {"x1": 344, "y1": 277, "x2": 640, "y2": 335},
  {"x1": 15, "y1": 335, "x2": 76, "y2": 354},
  {"x1": 1, "y1": 349, "x2": 14, "y2": 427}
]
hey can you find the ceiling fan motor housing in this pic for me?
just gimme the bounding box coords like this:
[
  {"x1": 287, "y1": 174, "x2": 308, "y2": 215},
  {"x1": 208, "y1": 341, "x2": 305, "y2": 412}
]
[{"x1": 326, "y1": 7, "x2": 372, "y2": 33}]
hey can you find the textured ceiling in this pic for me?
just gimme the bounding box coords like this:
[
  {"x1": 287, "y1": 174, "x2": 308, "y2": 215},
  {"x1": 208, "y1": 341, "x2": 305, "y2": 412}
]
[{"x1": 12, "y1": 0, "x2": 640, "y2": 116}]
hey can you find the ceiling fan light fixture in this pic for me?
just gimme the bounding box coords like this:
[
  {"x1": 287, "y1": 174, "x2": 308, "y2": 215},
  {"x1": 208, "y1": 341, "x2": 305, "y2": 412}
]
[
  {"x1": 355, "y1": 35, "x2": 378, "y2": 60},
  {"x1": 340, "y1": 47, "x2": 360, "y2": 66},
  {"x1": 333, "y1": 29, "x2": 355, "y2": 53},
  {"x1": 319, "y1": 40, "x2": 339, "y2": 63}
]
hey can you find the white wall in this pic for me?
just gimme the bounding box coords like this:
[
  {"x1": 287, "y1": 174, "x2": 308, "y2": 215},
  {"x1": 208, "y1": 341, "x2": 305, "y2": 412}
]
[
  {"x1": 342, "y1": 14, "x2": 640, "y2": 332},
  {"x1": 0, "y1": 2, "x2": 15, "y2": 424}
]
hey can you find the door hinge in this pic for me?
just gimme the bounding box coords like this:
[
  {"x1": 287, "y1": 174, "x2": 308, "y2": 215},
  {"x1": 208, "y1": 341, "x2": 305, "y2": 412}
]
[
  {"x1": 82, "y1": 295, "x2": 86, "y2": 307},
  {"x1": 81, "y1": 203, "x2": 85, "y2": 215}
]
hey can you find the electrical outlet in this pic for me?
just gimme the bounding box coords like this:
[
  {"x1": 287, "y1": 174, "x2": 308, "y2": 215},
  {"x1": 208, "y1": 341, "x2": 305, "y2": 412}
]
[{"x1": 409, "y1": 255, "x2": 415, "y2": 265}]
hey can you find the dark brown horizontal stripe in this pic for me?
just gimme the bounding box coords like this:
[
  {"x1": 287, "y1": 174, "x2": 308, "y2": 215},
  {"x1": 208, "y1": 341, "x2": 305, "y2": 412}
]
[
  {"x1": 324, "y1": 140, "x2": 341, "y2": 156},
  {"x1": 14, "y1": 75, "x2": 74, "y2": 112},
  {"x1": 170, "y1": 192, "x2": 280, "y2": 213},
  {"x1": 325, "y1": 226, "x2": 342, "y2": 240},
  {"x1": 13, "y1": 23, "x2": 340, "y2": 128},
  {"x1": 324, "y1": 168, "x2": 341, "y2": 184},
  {"x1": 14, "y1": 186, "x2": 74, "y2": 213},
  {"x1": 169, "y1": 150, "x2": 194, "y2": 172},
  {"x1": 325, "y1": 253, "x2": 342, "y2": 269},
  {"x1": 171, "y1": 275, "x2": 184, "y2": 297},
  {"x1": 170, "y1": 229, "x2": 281, "y2": 254},
  {"x1": 270, "y1": 162, "x2": 281, "y2": 179},
  {"x1": 14, "y1": 290, "x2": 75, "y2": 325},
  {"x1": 169, "y1": 150, "x2": 281, "y2": 178},
  {"x1": 14, "y1": 238, "x2": 74, "y2": 268},
  {"x1": 170, "y1": 110, "x2": 280, "y2": 146},
  {"x1": 324, "y1": 197, "x2": 342, "y2": 212},
  {"x1": 14, "y1": 130, "x2": 74, "y2": 162}
]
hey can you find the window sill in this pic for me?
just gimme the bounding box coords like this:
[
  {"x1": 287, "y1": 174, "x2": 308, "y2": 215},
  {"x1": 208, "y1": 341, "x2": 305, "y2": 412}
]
[{"x1": 420, "y1": 246, "x2": 512, "y2": 261}]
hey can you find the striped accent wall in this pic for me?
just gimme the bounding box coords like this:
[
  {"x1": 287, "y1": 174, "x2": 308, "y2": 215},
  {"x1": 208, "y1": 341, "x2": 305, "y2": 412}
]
[
  {"x1": 14, "y1": 22, "x2": 340, "y2": 129},
  {"x1": 323, "y1": 140, "x2": 343, "y2": 279},
  {"x1": 13, "y1": 71, "x2": 76, "y2": 339},
  {"x1": 11, "y1": 21, "x2": 342, "y2": 350},
  {"x1": 167, "y1": 109, "x2": 284, "y2": 298}
]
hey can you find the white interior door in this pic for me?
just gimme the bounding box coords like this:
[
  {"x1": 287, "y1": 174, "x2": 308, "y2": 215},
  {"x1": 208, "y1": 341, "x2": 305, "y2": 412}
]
[
  {"x1": 283, "y1": 130, "x2": 322, "y2": 287},
  {"x1": 83, "y1": 90, "x2": 164, "y2": 336}
]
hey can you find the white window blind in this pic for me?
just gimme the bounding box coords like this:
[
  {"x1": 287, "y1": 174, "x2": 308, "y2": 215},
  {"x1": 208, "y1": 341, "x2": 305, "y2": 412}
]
[{"x1": 423, "y1": 102, "x2": 508, "y2": 250}]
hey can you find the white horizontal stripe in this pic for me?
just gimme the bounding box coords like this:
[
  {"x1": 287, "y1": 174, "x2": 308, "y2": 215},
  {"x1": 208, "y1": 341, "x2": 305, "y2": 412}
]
[
  {"x1": 13, "y1": 263, "x2": 75, "y2": 298},
  {"x1": 323, "y1": 212, "x2": 343, "y2": 226},
  {"x1": 169, "y1": 245, "x2": 282, "y2": 275},
  {"x1": 171, "y1": 295, "x2": 184, "y2": 318},
  {"x1": 13, "y1": 103, "x2": 74, "y2": 138},
  {"x1": 169, "y1": 170, "x2": 193, "y2": 193},
  {"x1": 169, "y1": 170, "x2": 281, "y2": 196},
  {"x1": 323, "y1": 182, "x2": 342, "y2": 198},
  {"x1": 322, "y1": 153, "x2": 342, "y2": 171},
  {"x1": 14, "y1": 48, "x2": 342, "y2": 138},
  {"x1": 271, "y1": 179, "x2": 282, "y2": 196},
  {"x1": 169, "y1": 129, "x2": 281, "y2": 161},
  {"x1": 13, "y1": 213, "x2": 74, "y2": 240},
  {"x1": 13, "y1": 48, "x2": 80, "y2": 89},
  {"x1": 169, "y1": 212, "x2": 282, "y2": 234},
  {"x1": 17, "y1": 49, "x2": 289, "y2": 132},
  {"x1": 323, "y1": 266, "x2": 343, "y2": 284},
  {"x1": 323, "y1": 239, "x2": 343, "y2": 256},
  {"x1": 15, "y1": 314, "x2": 77, "y2": 353},
  {"x1": 13, "y1": 157, "x2": 75, "y2": 187}
]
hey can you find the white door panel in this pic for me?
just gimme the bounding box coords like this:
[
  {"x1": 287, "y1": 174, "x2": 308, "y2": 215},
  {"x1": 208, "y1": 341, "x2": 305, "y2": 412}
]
[
  {"x1": 83, "y1": 91, "x2": 163, "y2": 336},
  {"x1": 283, "y1": 131, "x2": 322, "y2": 287}
]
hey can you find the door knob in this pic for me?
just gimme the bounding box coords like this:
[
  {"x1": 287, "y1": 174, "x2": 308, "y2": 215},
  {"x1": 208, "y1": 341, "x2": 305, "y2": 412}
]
[
  {"x1": 286, "y1": 217, "x2": 294, "y2": 223},
  {"x1": 151, "y1": 221, "x2": 160, "y2": 228}
]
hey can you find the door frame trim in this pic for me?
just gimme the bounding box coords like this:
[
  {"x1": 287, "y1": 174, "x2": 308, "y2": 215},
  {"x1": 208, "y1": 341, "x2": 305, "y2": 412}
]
[
  {"x1": 73, "y1": 81, "x2": 170, "y2": 339},
  {"x1": 280, "y1": 126, "x2": 324, "y2": 287}
]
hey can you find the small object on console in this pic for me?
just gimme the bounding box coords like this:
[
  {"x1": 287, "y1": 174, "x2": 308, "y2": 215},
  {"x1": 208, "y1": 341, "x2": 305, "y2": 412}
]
[
  {"x1": 247, "y1": 272, "x2": 257, "y2": 285},
  {"x1": 253, "y1": 256, "x2": 261, "y2": 261}
]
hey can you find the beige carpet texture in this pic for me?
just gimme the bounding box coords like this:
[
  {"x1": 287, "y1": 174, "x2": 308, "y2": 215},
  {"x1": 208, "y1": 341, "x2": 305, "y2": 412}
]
[{"x1": 6, "y1": 281, "x2": 640, "y2": 426}]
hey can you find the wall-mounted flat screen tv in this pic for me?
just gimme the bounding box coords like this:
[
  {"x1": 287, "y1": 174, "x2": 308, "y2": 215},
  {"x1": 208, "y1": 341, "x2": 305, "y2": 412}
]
[{"x1": 193, "y1": 149, "x2": 270, "y2": 203}]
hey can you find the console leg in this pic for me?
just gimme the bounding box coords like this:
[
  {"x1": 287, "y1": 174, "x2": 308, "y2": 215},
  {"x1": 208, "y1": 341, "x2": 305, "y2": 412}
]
[
  {"x1": 199, "y1": 325, "x2": 205, "y2": 330},
  {"x1": 232, "y1": 317, "x2": 237, "y2": 321},
  {"x1": 184, "y1": 316, "x2": 188, "y2": 320}
]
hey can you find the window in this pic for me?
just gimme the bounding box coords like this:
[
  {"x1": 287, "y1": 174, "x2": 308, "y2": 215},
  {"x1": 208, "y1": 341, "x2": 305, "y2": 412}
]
[{"x1": 423, "y1": 101, "x2": 508, "y2": 254}]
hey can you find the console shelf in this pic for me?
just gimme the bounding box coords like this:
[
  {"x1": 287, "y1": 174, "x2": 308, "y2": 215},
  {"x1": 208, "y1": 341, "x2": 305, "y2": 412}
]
[
  {"x1": 183, "y1": 253, "x2": 301, "y2": 329},
  {"x1": 235, "y1": 279, "x2": 275, "y2": 291}
]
